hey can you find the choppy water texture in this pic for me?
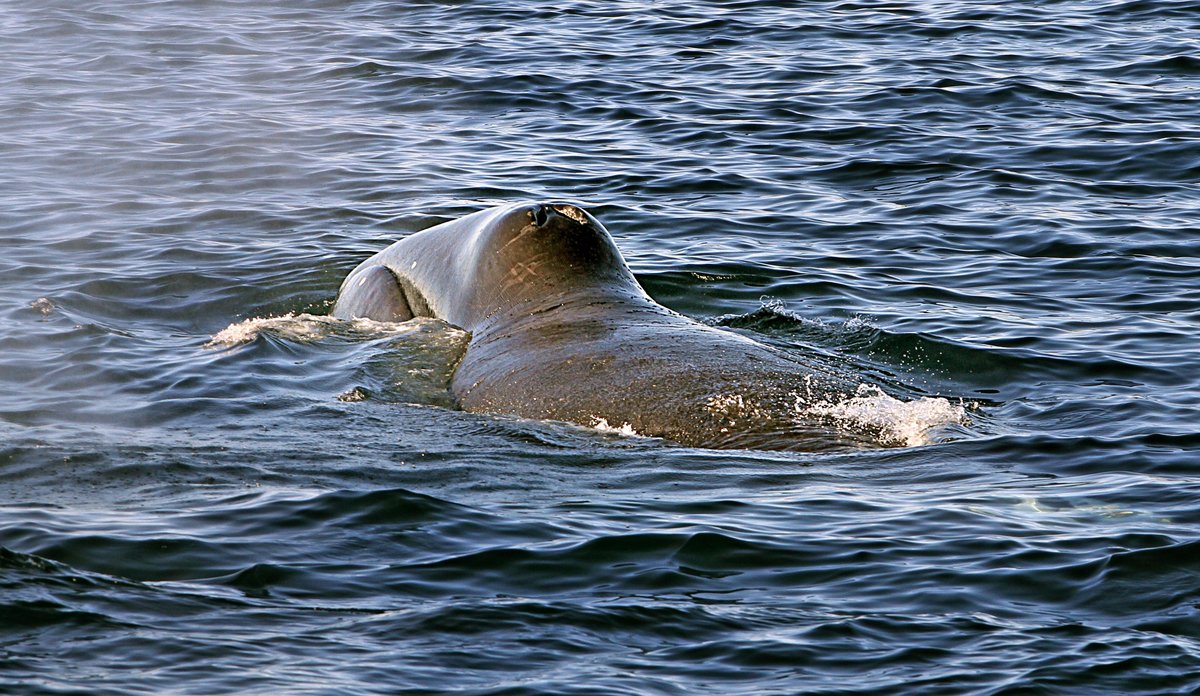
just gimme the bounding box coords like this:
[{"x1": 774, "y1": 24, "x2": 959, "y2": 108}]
[{"x1": 3, "y1": 1, "x2": 1199, "y2": 693}]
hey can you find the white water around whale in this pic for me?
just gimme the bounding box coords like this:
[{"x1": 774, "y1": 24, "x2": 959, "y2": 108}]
[
  {"x1": 210, "y1": 312, "x2": 967, "y2": 449},
  {"x1": 206, "y1": 313, "x2": 461, "y2": 347},
  {"x1": 800, "y1": 384, "x2": 972, "y2": 448}
]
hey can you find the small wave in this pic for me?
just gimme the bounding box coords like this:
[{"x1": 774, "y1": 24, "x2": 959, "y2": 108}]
[
  {"x1": 205, "y1": 313, "x2": 463, "y2": 348},
  {"x1": 710, "y1": 300, "x2": 881, "y2": 356},
  {"x1": 799, "y1": 384, "x2": 972, "y2": 448}
]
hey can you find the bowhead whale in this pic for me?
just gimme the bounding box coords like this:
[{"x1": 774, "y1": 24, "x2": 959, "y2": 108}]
[{"x1": 334, "y1": 202, "x2": 861, "y2": 450}]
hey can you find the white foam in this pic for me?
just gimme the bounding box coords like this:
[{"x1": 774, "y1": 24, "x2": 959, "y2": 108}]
[
  {"x1": 205, "y1": 313, "x2": 449, "y2": 348},
  {"x1": 591, "y1": 417, "x2": 641, "y2": 438},
  {"x1": 799, "y1": 384, "x2": 971, "y2": 447},
  {"x1": 206, "y1": 313, "x2": 332, "y2": 347}
]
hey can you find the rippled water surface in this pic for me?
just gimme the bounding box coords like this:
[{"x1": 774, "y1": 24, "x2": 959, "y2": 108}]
[{"x1": 3, "y1": 1, "x2": 1199, "y2": 693}]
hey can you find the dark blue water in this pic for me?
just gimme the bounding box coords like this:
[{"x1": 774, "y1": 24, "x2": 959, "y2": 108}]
[{"x1": 3, "y1": 1, "x2": 1199, "y2": 693}]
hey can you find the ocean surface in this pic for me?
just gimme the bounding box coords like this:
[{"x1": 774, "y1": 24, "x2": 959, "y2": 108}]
[{"x1": 3, "y1": 0, "x2": 1199, "y2": 693}]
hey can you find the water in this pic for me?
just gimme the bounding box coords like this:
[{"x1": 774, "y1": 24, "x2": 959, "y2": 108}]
[{"x1": 2, "y1": 0, "x2": 1199, "y2": 692}]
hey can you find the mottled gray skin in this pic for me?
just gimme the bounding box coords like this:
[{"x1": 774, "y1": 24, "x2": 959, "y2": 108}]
[{"x1": 334, "y1": 202, "x2": 859, "y2": 450}]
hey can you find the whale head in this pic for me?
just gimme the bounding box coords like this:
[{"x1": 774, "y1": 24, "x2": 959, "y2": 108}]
[
  {"x1": 462, "y1": 202, "x2": 646, "y2": 327},
  {"x1": 334, "y1": 202, "x2": 651, "y2": 333}
]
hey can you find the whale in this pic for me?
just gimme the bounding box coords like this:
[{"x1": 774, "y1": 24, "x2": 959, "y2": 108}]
[{"x1": 333, "y1": 202, "x2": 863, "y2": 450}]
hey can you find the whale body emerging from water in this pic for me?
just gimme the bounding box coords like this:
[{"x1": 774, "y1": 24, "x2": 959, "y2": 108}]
[{"x1": 333, "y1": 202, "x2": 863, "y2": 450}]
